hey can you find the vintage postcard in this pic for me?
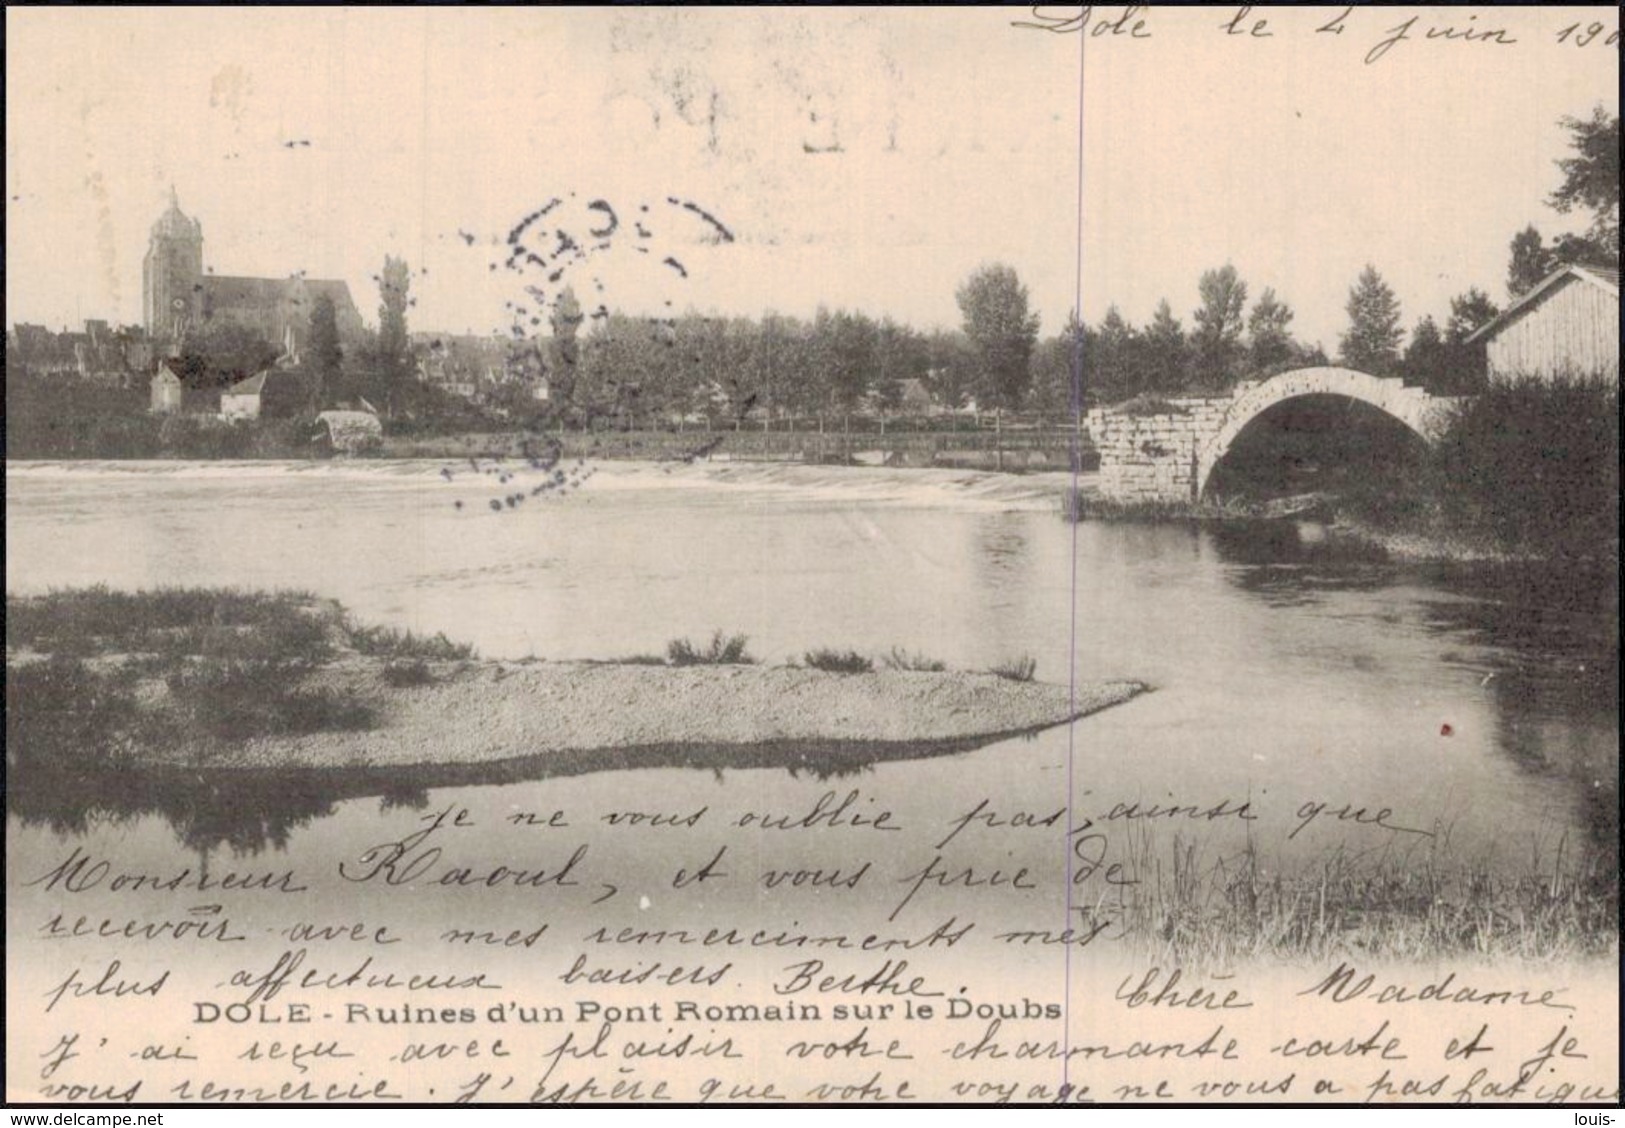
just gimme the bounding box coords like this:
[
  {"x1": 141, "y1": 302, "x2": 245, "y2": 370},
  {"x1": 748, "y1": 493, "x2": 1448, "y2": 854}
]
[{"x1": 6, "y1": 5, "x2": 1619, "y2": 1107}]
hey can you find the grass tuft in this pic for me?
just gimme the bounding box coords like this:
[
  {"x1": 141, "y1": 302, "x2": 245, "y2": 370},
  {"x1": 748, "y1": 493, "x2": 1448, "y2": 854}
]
[
  {"x1": 1093, "y1": 824, "x2": 1618, "y2": 966},
  {"x1": 346, "y1": 622, "x2": 476, "y2": 661},
  {"x1": 1113, "y1": 394, "x2": 1190, "y2": 417},
  {"x1": 803, "y1": 648, "x2": 875, "y2": 674},
  {"x1": 988, "y1": 654, "x2": 1037, "y2": 682},
  {"x1": 881, "y1": 647, "x2": 947, "y2": 672},
  {"x1": 380, "y1": 659, "x2": 436, "y2": 688},
  {"x1": 1064, "y1": 492, "x2": 1254, "y2": 523},
  {"x1": 667, "y1": 630, "x2": 755, "y2": 666}
]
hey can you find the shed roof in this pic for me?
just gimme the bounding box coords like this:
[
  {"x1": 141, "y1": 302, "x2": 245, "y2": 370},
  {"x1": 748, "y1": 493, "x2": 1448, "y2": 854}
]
[
  {"x1": 224, "y1": 371, "x2": 269, "y2": 396},
  {"x1": 1466, "y1": 263, "x2": 1621, "y2": 344}
]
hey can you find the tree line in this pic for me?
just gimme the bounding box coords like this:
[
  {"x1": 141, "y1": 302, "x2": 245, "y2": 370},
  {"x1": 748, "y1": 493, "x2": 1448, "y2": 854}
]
[{"x1": 158, "y1": 107, "x2": 1621, "y2": 425}]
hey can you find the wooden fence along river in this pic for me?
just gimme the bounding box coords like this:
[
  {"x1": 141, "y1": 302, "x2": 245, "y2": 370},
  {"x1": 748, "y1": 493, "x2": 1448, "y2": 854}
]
[{"x1": 383, "y1": 422, "x2": 1099, "y2": 472}]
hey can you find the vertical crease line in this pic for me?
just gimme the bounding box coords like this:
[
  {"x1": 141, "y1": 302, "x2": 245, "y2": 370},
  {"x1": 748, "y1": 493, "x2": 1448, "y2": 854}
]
[{"x1": 1063, "y1": 17, "x2": 1086, "y2": 1095}]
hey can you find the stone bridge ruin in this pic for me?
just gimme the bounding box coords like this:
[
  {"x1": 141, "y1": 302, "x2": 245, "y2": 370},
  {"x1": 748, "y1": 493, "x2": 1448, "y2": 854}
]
[{"x1": 1086, "y1": 367, "x2": 1460, "y2": 503}]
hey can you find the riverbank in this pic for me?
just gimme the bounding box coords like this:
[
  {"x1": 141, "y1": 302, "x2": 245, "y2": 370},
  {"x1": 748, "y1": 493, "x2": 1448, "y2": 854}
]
[
  {"x1": 5, "y1": 587, "x2": 1146, "y2": 772},
  {"x1": 1065, "y1": 489, "x2": 1620, "y2": 568},
  {"x1": 190, "y1": 660, "x2": 1146, "y2": 770}
]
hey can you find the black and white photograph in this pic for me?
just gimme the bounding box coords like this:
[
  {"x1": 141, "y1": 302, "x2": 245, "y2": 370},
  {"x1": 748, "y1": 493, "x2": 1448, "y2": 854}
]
[{"x1": 5, "y1": 5, "x2": 1619, "y2": 1108}]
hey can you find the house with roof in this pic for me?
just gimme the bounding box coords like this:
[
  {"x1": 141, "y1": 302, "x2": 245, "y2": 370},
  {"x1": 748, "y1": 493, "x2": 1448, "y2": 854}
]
[
  {"x1": 898, "y1": 377, "x2": 938, "y2": 415},
  {"x1": 414, "y1": 332, "x2": 510, "y2": 401},
  {"x1": 12, "y1": 320, "x2": 148, "y2": 386},
  {"x1": 1467, "y1": 263, "x2": 1620, "y2": 383},
  {"x1": 220, "y1": 367, "x2": 312, "y2": 421},
  {"x1": 151, "y1": 359, "x2": 185, "y2": 414}
]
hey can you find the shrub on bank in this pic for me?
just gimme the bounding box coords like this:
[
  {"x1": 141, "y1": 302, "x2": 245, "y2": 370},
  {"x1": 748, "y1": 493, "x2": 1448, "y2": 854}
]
[
  {"x1": 165, "y1": 661, "x2": 374, "y2": 741},
  {"x1": 4, "y1": 588, "x2": 481, "y2": 762},
  {"x1": 666, "y1": 631, "x2": 755, "y2": 666},
  {"x1": 803, "y1": 648, "x2": 874, "y2": 674},
  {"x1": 989, "y1": 655, "x2": 1038, "y2": 682},
  {"x1": 346, "y1": 622, "x2": 476, "y2": 661},
  {"x1": 1113, "y1": 394, "x2": 1190, "y2": 417},
  {"x1": 1064, "y1": 493, "x2": 1253, "y2": 523},
  {"x1": 881, "y1": 647, "x2": 947, "y2": 672},
  {"x1": 5, "y1": 656, "x2": 141, "y2": 767},
  {"x1": 1427, "y1": 373, "x2": 1618, "y2": 561},
  {"x1": 381, "y1": 659, "x2": 436, "y2": 687},
  {"x1": 6, "y1": 584, "x2": 327, "y2": 659}
]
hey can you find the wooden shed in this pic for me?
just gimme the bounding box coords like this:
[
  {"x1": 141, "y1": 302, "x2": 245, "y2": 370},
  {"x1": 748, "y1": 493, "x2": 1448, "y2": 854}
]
[
  {"x1": 315, "y1": 409, "x2": 383, "y2": 455},
  {"x1": 1467, "y1": 264, "x2": 1620, "y2": 383}
]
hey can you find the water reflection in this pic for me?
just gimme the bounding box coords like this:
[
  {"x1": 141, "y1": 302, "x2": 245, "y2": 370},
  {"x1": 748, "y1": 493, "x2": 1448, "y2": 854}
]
[
  {"x1": 5, "y1": 731, "x2": 1042, "y2": 857},
  {"x1": 1209, "y1": 521, "x2": 1618, "y2": 863},
  {"x1": 1206, "y1": 520, "x2": 1393, "y2": 607},
  {"x1": 7, "y1": 468, "x2": 1618, "y2": 911}
]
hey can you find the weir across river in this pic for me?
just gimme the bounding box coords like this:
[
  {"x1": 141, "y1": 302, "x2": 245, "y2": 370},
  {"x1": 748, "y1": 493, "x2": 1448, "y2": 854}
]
[{"x1": 1086, "y1": 366, "x2": 1462, "y2": 503}]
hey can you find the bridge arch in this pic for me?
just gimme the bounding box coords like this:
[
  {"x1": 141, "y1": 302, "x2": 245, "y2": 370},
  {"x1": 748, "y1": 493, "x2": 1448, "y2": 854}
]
[{"x1": 1195, "y1": 366, "x2": 1446, "y2": 499}]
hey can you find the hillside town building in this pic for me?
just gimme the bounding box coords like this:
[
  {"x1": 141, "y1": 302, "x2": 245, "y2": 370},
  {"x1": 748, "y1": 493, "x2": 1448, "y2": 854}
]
[{"x1": 143, "y1": 188, "x2": 364, "y2": 354}]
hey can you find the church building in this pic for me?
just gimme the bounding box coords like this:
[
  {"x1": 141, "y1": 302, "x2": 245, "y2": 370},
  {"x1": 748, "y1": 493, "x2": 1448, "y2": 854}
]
[{"x1": 142, "y1": 189, "x2": 365, "y2": 353}]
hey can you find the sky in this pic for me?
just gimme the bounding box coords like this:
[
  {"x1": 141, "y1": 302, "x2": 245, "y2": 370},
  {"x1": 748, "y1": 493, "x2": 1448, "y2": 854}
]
[{"x1": 6, "y1": 6, "x2": 1618, "y2": 350}]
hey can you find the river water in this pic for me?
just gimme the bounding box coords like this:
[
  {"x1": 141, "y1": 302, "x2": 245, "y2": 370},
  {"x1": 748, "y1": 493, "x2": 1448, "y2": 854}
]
[
  {"x1": 7, "y1": 459, "x2": 1615, "y2": 864},
  {"x1": 5, "y1": 459, "x2": 1618, "y2": 1102}
]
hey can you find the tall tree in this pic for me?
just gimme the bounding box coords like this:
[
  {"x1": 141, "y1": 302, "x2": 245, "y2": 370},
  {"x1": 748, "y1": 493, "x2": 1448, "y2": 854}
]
[
  {"x1": 750, "y1": 311, "x2": 802, "y2": 421},
  {"x1": 1445, "y1": 288, "x2": 1500, "y2": 344},
  {"x1": 549, "y1": 285, "x2": 583, "y2": 415},
  {"x1": 1028, "y1": 311, "x2": 1087, "y2": 414},
  {"x1": 1440, "y1": 288, "x2": 1499, "y2": 394},
  {"x1": 872, "y1": 318, "x2": 925, "y2": 416},
  {"x1": 307, "y1": 293, "x2": 343, "y2": 412},
  {"x1": 1090, "y1": 306, "x2": 1139, "y2": 405},
  {"x1": 179, "y1": 320, "x2": 279, "y2": 391},
  {"x1": 923, "y1": 329, "x2": 974, "y2": 410},
  {"x1": 375, "y1": 256, "x2": 412, "y2": 415},
  {"x1": 825, "y1": 310, "x2": 878, "y2": 415},
  {"x1": 1338, "y1": 265, "x2": 1403, "y2": 375},
  {"x1": 1507, "y1": 225, "x2": 1554, "y2": 298},
  {"x1": 1246, "y1": 287, "x2": 1296, "y2": 375},
  {"x1": 496, "y1": 336, "x2": 552, "y2": 426},
  {"x1": 955, "y1": 263, "x2": 1041, "y2": 411},
  {"x1": 1401, "y1": 314, "x2": 1447, "y2": 388},
  {"x1": 1550, "y1": 106, "x2": 1620, "y2": 262},
  {"x1": 1190, "y1": 264, "x2": 1247, "y2": 391},
  {"x1": 1141, "y1": 299, "x2": 1189, "y2": 395}
]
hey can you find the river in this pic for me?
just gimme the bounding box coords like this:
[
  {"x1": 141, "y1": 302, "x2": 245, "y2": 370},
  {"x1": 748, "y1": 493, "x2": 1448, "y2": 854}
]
[
  {"x1": 6, "y1": 458, "x2": 1614, "y2": 866},
  {"x1": 7, "y1": 458, "x2": 1617, "y2": 1101}
]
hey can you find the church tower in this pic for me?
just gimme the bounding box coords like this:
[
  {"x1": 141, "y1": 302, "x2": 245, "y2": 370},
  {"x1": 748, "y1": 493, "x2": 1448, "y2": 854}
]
[{"x1": 142, "y1": 187, "x2": 204, "y2": 346}]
